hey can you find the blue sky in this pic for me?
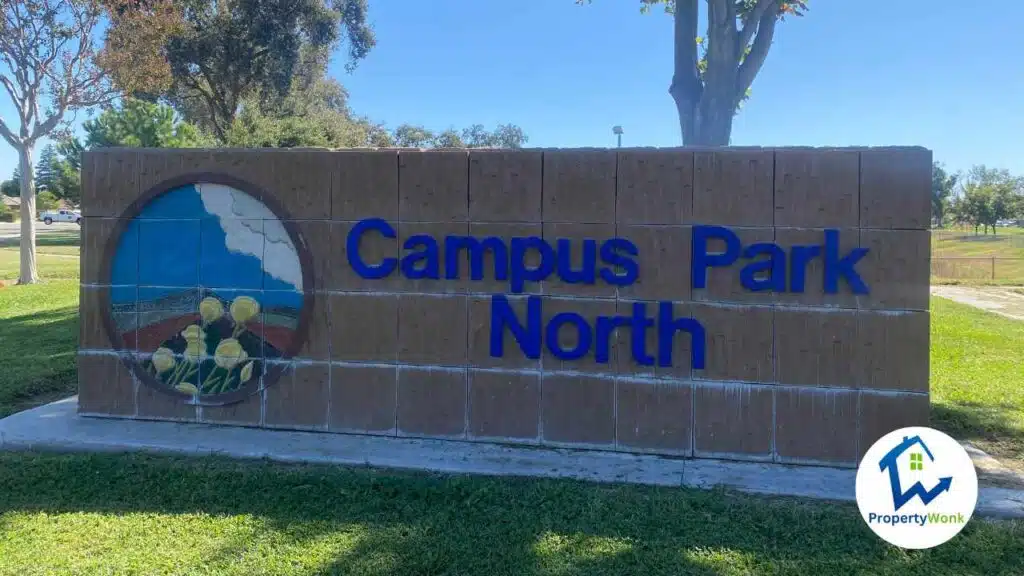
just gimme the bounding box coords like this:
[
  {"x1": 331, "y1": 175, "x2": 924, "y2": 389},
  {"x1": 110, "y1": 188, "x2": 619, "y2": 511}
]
[{"x1": 1, "y1": 0, "x2": 1021, "y2": 178}]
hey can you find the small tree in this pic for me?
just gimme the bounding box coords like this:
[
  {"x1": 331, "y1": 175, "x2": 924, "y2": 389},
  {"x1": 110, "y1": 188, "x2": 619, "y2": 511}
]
[
  {"x1": 36, "y1": 190, "x2": 60, "y2": 212},
  {"x1": 392, "y1": 124, "x2": 436, "y2": 148},
  {"x1": 931, "y1": 162, "x2": 958, "y2": 229},
  {"x1": 960, "y1": 165, "x2": 1021, "y2": 235},
  {"x1": 1, "y1": 167, "x2": 21, "y2": 197},
  {"x1": 56, "y1": 138, "x2": 85, "y2": 172},
  {"x1": 83, "y1": 98, "x2": 213, "y2": 148},
  {"x1": 35, "y1": 144, "x2": 59, "y2": 194},
  {"x1": 0, "y1": 0, "x2": 117, "y2": 284},
  {"x1": 51, "y1": 155, "x2": 81, "y2": 204}
]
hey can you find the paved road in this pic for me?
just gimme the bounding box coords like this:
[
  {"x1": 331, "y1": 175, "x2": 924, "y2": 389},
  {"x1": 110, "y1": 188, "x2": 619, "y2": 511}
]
[
  {"x1": 931, "y1": 285, "x2": 1024, "y2": 321},
  {"x1": 0, "y1": 221, "x2": 80, "y2": 240}
]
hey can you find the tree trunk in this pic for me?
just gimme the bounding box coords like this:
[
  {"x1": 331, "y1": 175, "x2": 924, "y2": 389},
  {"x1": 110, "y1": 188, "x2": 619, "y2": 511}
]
[
  {"x1": 17, "y1": 145, "x2": 39, "y2": 285},
  {"x1": 672, "y1": 95, "x2": 734, "y2": 146},
  {"x1": 668, "y1": 0, "x2": 703, "y2": 145},
  {"x1": 672, "y1": 0, "x2": 738, "y2": 146},
  {"x1": 694, "y1": 94, "x2": 735, "y2": 145}
]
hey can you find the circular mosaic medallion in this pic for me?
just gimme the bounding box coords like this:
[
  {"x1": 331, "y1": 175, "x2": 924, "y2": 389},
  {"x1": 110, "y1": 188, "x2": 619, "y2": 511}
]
[{"x1": 101, "y1": 174, "x2": 313, "y2": 406}]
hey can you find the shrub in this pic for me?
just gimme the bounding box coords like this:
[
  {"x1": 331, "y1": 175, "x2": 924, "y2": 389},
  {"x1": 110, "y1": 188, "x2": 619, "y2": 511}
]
[{"x1": 36, "y1": 191, "x2": 59, "y2": 211}]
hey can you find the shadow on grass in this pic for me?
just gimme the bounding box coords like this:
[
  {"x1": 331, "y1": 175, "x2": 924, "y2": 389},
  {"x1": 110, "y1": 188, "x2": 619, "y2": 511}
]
[
  {"x1": 0, "y1": 306, "x2": 78, "y2": 417},
  {"x1": 0, "y1": 452, "x2": 1021, "y2": 575},
  {"x1": 932, "y1": 402, "x2": 1024, "y2": 464}
]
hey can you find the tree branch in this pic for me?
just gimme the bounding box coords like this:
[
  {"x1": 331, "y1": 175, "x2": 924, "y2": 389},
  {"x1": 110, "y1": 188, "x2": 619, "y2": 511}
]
[
  {"x1": 0, "y1": 116, "x2": 21, "y2": 148},
  {"x1": 0, "y1": 75, "x2": 25, "y2": 119},
  {"x1": 180, "y1": 73, "x2": 227, "y2": 141},
  {"x1": 31, "y1": 100, "x2": 68, "y2": 142},
  {"x1": 735, "y1": 2, "x2": 780, "y2": 104},
  {"x1": 737, "y1": 0, "x2": 775, "y2": 52}
]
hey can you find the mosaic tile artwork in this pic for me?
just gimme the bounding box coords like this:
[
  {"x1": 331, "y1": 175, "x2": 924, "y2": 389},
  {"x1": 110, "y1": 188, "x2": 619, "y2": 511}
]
[{"x1": 107, "y1": 182, "x2": 307, "y2": 404}]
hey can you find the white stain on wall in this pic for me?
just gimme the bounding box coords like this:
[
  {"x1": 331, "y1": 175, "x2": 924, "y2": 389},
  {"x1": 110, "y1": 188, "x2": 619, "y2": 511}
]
[{"x1": 197, "y1": 182, "x2": 303, "y2": 290}]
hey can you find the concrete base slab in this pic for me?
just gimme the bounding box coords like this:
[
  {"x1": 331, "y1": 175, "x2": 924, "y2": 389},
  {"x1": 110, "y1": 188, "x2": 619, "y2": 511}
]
[{"x1": 2, "y1": 397, "x2": 1022, "y2": 519}]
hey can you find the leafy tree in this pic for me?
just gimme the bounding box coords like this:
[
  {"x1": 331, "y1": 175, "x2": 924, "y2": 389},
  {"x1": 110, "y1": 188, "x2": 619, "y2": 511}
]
[
  {"x1": 390, "y1": 124, "x2": 529, "y2": 149},
  {"x1": 365, "y1": 123, "x2": 395, "y2": 147},
  {"x1": 224, "y1": 77, "x2": 376, "y2": 149},
  {"x1": 83, "y1": 98, "x2": 213, "y2": 148},
  {"x1": 392, "y1": 124, "x2": 436, "y2": 148},
  {"x1": 36, "y1": 191, "x2": 60, "y2": 212},
  {"x1": 99, "y1": 0, "x2": 185, "y2": 99},
  {"x1": 459, "y1": 124, "x2": 528, "y2": 148},
  {"x1": 40, "y1": 138, "x2": 84, "y2": 204},
  {"x1": 56, "y1": 138, "x2": 85, "y2": 172},
  {"x1": 114, "y1": 0, "x2": 377, "y2": 141},
  {"x1": 224, "y1": 101, "x2": 366, "y2": 148},
  {"x1": 35, "y1": 145, "x2": 60, "y2": 195},
  {"x1": 957, "y1": 166, "x2": 1023, "y2": 234},
  {"x1": 931, "y1": 162, "x2": 958, "y2": 229},
  {"x1": 51, "y1": 158, "x2": 82, "y2": 204},
  {"x1": 579, "y1": 0, "x2": 807, "y2": 145},
  {"x1": 31, "y1": 144, "x2": 81, "y2": 203},
  {"x1": 1, "y1": 168, "x2": 20, "y2": 198},
  {"x1": 0, "y1": 0, "x2": 120, "y2": 284},
  {"x1": 432, "y1": 129, "x2": 466, "y2": 149}
]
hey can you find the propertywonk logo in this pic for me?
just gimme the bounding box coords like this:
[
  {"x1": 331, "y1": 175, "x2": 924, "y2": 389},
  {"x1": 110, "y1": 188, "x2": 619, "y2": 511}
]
[{"x1": 856, "y1": 427, "x2": 978, "y2": 549}]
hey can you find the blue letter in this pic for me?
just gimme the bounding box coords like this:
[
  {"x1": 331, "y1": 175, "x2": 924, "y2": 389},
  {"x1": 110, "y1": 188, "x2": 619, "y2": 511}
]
[
  {"x1": 347, "y1": 218, "x2": 396, "y2": 279},
  {"x1": 823, "y1": 229, "x2": 869, "y2": 294},
  {"x1": 740, "y1": 243, "x2": 786, "y2": 292},
  {"x1": 546, "y1": 312, "x2": 592, "y2": 360},
  {"x1": 446, "y1": 235, "x2": 508, "y2": 281},
  {"x1": 401, "y1": 234, "x2": 440, "y2": 280},
  {"x1": 599, "y1": 238, "x2": 639, "y2": 286},
  {"x1": 692, "y1": 225, "x2": 741, "y2": 289},
  {"x1": 491, "y1": 295, "x2": 541, "y2": 359},
  {"x1": 630, "y1": 302, "x2": 656, "y2": 366},
  {"x1": 789, "y1": 245, "x2": 822, "y2": 292},
  {"x1": 595, "y1": 314, "x2": 630, "y2": 364},
  {"x1": 657, "y1": 302, "x2": 706, "y2": 370},
  {"x1": 509, "y1": 236, "x2": 555, "y2": 293},
  {"x1": 555, "y1": 238, "x2": 597, "y2": 284}
]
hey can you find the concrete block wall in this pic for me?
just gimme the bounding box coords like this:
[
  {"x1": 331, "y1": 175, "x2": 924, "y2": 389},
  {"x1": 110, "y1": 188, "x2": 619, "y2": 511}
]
[{"x1": 77, "y1": 146, "x2": 932, "y2": 467}]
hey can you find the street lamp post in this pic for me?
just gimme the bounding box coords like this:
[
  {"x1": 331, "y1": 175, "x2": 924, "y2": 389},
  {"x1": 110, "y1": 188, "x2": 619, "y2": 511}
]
[{"x1": 612, "y1": 125, "x2": 623, "y2": 148}]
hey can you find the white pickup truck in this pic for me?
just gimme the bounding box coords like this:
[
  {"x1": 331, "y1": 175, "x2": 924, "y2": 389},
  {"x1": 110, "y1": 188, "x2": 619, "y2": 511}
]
[{"x1": 39, "y1": 209, "x2": 81, "y2": 225}]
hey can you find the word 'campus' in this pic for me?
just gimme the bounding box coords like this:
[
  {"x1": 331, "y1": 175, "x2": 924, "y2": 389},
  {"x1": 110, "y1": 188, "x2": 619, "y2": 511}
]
[{"x1": 347, "y1": 218, "x2": 872, "y2": 369}]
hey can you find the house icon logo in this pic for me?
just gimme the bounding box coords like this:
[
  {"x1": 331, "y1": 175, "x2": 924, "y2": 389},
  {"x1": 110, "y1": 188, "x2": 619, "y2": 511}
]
[
  {"x1": 879, "y1": 435, "x2": 953, "y2": 511},
  {"x1": 856, "y1": 427, "x2": 978, "y2": 550}
]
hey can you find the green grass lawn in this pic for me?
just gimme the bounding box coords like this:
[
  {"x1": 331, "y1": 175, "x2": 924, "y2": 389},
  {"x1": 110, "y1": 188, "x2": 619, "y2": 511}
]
[
  {"x1": 932, "y1": 228, "x2": 1024, "y2": 285},
  {"x1": 931, "y1": 297, "x2": 1024, "y2": 470},
  {"x1": 0, "y1": 278, "x2": 78, "y2": 418},
  {"x1": 0, "y1": 453, "x2": 1019, "y2": 576},
  {"x1": 0, "y1": 249, "x2": 1023, "y2": 573},
  {"x1": 0, "y1": 239, "x2": 80, "y2": 282}
]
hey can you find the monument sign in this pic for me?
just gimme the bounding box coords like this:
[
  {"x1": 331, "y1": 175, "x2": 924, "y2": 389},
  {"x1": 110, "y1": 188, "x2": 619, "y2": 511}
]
[{"x1": 77, "y1": 147, "x2": 931, "y2": 466}]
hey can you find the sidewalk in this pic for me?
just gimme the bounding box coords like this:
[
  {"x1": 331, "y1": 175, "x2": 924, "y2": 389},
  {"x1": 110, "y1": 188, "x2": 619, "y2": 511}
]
[
  {"x1": 2, "y1": 397, "x2": 1022, "y2": 519},
  {"x1": 932, "y1": 285, "x2": 1024, "y2": 321}
]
